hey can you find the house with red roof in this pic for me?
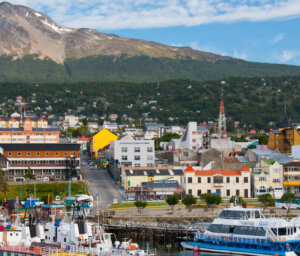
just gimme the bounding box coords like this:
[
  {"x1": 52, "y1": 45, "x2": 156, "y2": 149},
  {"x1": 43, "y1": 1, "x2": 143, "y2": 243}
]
[{"x1": 182, "y1": 165, "x2": 251, "y2": 199}]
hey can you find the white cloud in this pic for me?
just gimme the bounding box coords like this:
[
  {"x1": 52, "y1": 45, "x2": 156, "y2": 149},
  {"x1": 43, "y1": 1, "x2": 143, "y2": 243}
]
[
  {"x1": 233, "y1": 49, "x2": 248, "y2": 60},
  {"x1": 190, "y1": 41, "x2": 227, "y2": 55},
  {"x1": 278, "y1": 50, "x2": 300, "y2": 62},
  {"x1": 272, "y1": 33, "x2": 285, "y2": 44},
  {"x1": 7, "y1": 0, "x2": 300, "y2": 30}
]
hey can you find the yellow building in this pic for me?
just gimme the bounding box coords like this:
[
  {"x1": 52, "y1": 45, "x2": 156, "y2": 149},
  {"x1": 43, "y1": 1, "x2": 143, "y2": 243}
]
[
  {"x1": 283, "y1": 159, "x2": 300, "y2": 194},
  {"x1": 121, "y1": 166, "x2": 183, "y2": 191},
  {"x1": 253, "y1": 160, "x2": 283, "y2": 198},
  {"x1": 268, "y1": 123, "x2": 300, "y2": 153},
  {"x1": 90, "y1": 129, "x2": 117, "y2": 160}
]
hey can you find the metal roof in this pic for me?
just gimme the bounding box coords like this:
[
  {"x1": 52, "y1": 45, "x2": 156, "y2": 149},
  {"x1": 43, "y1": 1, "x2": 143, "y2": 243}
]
[
  {"x1": 0, "y1": 143, "x2": 80, "y2": 151},
  {"x1": 124, "y1": 169, "x2": 183, "y2": 176}
]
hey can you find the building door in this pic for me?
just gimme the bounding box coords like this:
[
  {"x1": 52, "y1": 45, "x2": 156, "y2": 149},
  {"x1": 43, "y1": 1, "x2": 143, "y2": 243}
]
[{"x1": 244, "y1": 189, "x2": 248, "y2": 198}]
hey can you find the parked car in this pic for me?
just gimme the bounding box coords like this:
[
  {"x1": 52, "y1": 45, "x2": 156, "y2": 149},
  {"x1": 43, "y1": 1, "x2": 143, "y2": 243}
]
[{"x1": 275, "y1": 199, "x2": 300, "y2": 209}]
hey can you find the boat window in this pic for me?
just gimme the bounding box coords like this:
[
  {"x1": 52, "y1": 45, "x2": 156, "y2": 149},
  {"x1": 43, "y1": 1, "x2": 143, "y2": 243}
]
[
  {"x1": 278, "y1": 228, "x2": 287, "y2": 236},
  {"x1": 294, "y1": 227, "x2": 297, "y2": 233},
  {"x1": 246, "y1": 211, "x2": 251, "y2": 219},
  {"x1": 207, "y1": 224, "x2": 230, "y2": 234},
  {"x1": 218, "y1": 210, "x2": 247, "y2": 219},
  {"x1": 233, "y1": 226, "x2": 265, "y2": 236},
  {"x1": 255, "y1": 211, "x2": 260, "y2": 218},
  {"x1": 271, "y1": 228, "x2": 278, "y2": 236}
]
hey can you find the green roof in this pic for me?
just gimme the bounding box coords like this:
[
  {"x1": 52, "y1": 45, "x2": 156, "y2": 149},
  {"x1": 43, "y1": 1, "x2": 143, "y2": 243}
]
[
  {"x1": 64, "y1": 199, "x2": 75, "y2": 207},
  {"x1": 263, "y1": 159, "x2": 276, "y2": 165}
]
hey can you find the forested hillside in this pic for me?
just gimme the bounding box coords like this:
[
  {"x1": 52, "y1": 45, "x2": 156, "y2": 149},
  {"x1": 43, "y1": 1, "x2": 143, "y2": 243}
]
[
  {"x1": 1, "y1": 55, "x2": 300, "y2": 83},
  {"x1": 0, "y1": 76, "x2": 299, "y2": 130}
]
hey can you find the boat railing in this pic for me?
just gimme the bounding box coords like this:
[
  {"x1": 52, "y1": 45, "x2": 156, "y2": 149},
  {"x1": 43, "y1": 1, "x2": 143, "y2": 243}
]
[
  {"x1": 196, "y1": 234, "x2": 272, "y2": 245},
  {"x1": 43, "y1": 245, "x2": 156, "y2": 256}
]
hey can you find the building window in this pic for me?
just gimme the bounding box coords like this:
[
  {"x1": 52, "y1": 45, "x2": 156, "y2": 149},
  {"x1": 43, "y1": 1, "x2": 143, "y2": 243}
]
[
  {"x1": 147, "y1": 163, "x2": 153, "y2": 167},
  {"x1": 226, "y1": 189, "x2": 230, "y2": 197},
  {"x1": 121, "y1": 147, "x2": 127, "y2": 153},
  {"x1": 27, "y1": 152, "x2": 31, "y2": 156},
  {"x1": 17, "y1": 152, "x2": 21, "y2": 156},
  {"x1": 236, "y1": 190, "x2": 240, "y2": 196},
  {"x1": 207, "y1": 189, "x2": 211, "y2": 194},
  {"x1": 259, "y1": 177, "x2": 267, "y2": 181},
  {"x1": 8, "y1": 152, "x2": 12, "y2": 156},
  {"x1": 36, "y1": 152, "x2": 40, "y2": 156},
  {"x1": 273, "y1": 179, "x2": 281, "y2": 183},
  {"x1": 134, "y1": 147, "x2": 140, "y2": 153},
  {"x1": 134, "y1": 155, "x2": 140, "y2": 161},
  {"x1": 147, "y1": 147, "x2": 153, "y2": 152},
  {"x1": 147, "y1": 155, "x2": 153, "y2": 161},
  {"x1": 213, "y1": 176, "x2": 223, "y2": 184},
  {"x1": 188, "y1": 177, "x2": 192, "y2": 183},
  {"x1": 188, "y1": 189, "x2": 192, "y2": 195},
  {"x1": 216, "y1": 189, "x2": 220, "y2": 195},
  {"x1": 197, "y1": 190, "x2": 201, "y2": 196},
  {"x1": 46, "y1": 152, "x2": 49, "y2": 156},
  {"x1": 198, "y1": 177, "x2": 201, "y2": 183},
  {"x1": 207, "y1": 177, "x2": 211, "y2": 183},
  {"x1": 226, "y1": 177, "x2": 230, "y2": 183},
  {"x1": 121, "y1": 155, "x2": 128, "y2": 161},
  {"x1": 244, "y1": 177, "x2": 248, "y2": 183},
  {"x1": 134, "y1": 164, "x2": 140, "y2": 167},
  {"x1": 236, "y1": 177, "x2": 239, "y2": 183}
]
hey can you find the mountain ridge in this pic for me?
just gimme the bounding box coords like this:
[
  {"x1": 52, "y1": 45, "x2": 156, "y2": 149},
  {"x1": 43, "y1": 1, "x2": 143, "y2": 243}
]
[
  {"x1": 0, "y1": 1, "x2": 299, "y2": 83},
  {"x1": 0, "y1": 1, "x2": 231, "y2": 63}
]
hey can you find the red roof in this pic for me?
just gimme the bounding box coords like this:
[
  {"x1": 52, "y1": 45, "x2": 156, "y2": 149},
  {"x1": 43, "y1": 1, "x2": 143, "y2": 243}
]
[
  {"x1": 241, "y1": 165, "x2": 250, "y2": 172},
  {"x1": 224, "y1": 157, "x2": 239, "y2": 163},
  {"x1": 77, "y1": 136, "x2": 90, "y2": 141},
  {"x1": 195, "y1": 170, "x2": 242, "y2": 176},
  {"x1": 185, "y1": 166, "x2": 195, "y2": 172}
]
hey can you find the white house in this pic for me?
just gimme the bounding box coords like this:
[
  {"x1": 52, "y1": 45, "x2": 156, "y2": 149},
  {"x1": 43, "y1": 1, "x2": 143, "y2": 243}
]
[
  {"x1": 103, "y1": 121, "x2": 118, "y2": 132},
  {"x1": 182, "y1": 166, "x2": 251, "y2": 198},
  {"x1": 180, "y1": 122, "x2": 209, "y2": 152},
  {"x1": 107, "y1": 135, "x2": 155, "y2": 167}
]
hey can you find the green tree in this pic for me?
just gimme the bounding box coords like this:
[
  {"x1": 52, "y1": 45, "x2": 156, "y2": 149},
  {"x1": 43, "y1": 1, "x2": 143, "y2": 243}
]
[
  {"x1": 182, "y1": 194, "x2": 197, "y2": 211},
  {"x1": 258, "y1": 193, "x2": 275, "y2": 208},
  {"x1": 201, "y1": 193, "x2": 222, "y2": 206},
  {"x1": 134, "y1": 200, "x2": 148, "y2": 215},
  {"x1": 229, "y1": 195, "x2": 244, "y2": 205},
  {"x1": 281, "y1": 193, "x2": 297, "y2": 213},
  {"x1": 166, "y1": 194, "x2": 179, "y2": 213},
  {"x1": 24, "y1": 167, "x2": 36, "y2": 180},
  {"x1": 0, "y1": 169, "x2": 8, "y2": 195},
  {"x1": 160, "y1": 133, "x2": 181, "y2": 142}
]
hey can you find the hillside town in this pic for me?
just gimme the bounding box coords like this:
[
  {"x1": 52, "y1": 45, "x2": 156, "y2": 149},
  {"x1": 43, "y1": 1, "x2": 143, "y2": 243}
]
[{"x1": 0, "y1": 94, "x2": 299, "y2": 206}]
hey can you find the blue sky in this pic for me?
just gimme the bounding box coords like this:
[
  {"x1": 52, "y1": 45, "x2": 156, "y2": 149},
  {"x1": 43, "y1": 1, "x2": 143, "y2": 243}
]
[{"x1": 9, "y1": 0, "x2": 300, "y2": 65}]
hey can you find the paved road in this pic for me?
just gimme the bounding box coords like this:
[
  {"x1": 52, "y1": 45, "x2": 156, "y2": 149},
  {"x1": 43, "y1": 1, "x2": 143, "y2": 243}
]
[{"x1": 80, "y1": 157, "x2": 122, "y2": 210}]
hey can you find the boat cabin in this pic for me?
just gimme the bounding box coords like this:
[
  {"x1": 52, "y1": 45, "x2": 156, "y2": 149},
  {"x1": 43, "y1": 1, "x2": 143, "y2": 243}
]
[{"x1": 218, "y1": 207, "x2": 264, "y2": 220}]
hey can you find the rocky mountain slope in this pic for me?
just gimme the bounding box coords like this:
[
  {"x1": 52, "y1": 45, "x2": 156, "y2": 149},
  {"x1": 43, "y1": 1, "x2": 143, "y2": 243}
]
[
  {"x1": 0, "y1": 2, "x2": 231, "y2": 63},
  {"x1": 0, "y1": 1, "x2": 299, "y2": 83}
]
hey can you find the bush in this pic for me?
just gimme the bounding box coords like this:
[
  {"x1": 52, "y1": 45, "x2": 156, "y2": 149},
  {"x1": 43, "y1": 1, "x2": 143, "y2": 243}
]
[
  {"x1": 166, "y1": 194, "x2": 179, "y2": 212},
  {"x1": 258, "y1": 193, "x2": 275, "y2": 208},
  {"x1": 229, "y1": 195, "x2": 244, "y2": 205},
  {"x1": 182, "y1": 194, "x2": 197, "y2": 211},
  {"x1": 134, "y1": 200, "x2": 148, "y2": 214},
  {"x1": 201, "y1": 193, "x2": 222, "y2": 206}
]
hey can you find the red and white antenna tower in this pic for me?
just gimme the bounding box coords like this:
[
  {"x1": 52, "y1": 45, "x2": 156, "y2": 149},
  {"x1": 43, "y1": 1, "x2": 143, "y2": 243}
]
[{"x1": 218, "y1": 89, "x2": 227, "y2": 139}]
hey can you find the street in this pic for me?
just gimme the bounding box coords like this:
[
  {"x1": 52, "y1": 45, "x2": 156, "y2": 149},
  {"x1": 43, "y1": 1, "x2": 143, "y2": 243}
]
[{"x1": 80, "y1": 156, "x2": 122, "y2": 210}]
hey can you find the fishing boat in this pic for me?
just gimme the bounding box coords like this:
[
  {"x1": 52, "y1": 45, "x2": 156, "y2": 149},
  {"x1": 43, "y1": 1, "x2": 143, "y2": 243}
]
[{"x1": 181, "y1": 206, "x2": 300, "y2": 256}]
